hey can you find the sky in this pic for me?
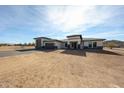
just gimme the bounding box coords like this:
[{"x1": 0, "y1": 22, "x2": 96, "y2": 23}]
[{"x1": 0, "y1": 5, "x2": 124, "y2": 44}]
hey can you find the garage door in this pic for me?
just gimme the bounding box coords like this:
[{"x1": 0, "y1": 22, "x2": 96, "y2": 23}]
[{"x1": 45, "y1": 43, "x2": 56, "y2": 49}]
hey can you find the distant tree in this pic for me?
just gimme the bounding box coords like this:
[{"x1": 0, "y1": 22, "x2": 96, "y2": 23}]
[
  {"x1": 28, "y1": 43, "x2": 32, "y2": 46},
  {"x1": 107, "y1": 42, "x2": 117, "y2": 49},
  {"x1": 24, "y1": 43, "x2": 27, "y2": 46},
  {"x1": 32, "y1": 43, "x2": 35, "y2": 46},
  {"x1": 26, "y1": 42, "x2": 35, "y2": 46},
  {"x1": 12, "y1": 42, "x2": 35, "y2": 46},
  {"x1": 0, "y1": 43, "x2": 8, "y2": 46}
]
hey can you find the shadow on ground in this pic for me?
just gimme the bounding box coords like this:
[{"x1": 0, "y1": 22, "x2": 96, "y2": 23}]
[
  {"x1": 16, "y1": 48, "x2": 57, "y2": 53},
  {"x1": 16, "y1": 48, "x2": 35, "y2": 52},
  {"x1": 41, "y1": 49, "x2": 57, "y2": 52},
  {"x1": 61, "y1": 49, "x2": 86, "y2": 57},
  {"x1": 16, "y1": 49, "x2": 35, "y2": 52},
  {"x1": 61, "y1": 49, "x2": 122, "y2": 57},
  {"x1": 16, "y1": 48, "x2": 122, "y2": 57}
]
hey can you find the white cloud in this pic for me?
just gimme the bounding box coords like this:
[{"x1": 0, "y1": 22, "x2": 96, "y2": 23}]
[
  {"x1": 45, "y1": 6, "x2": 112, "y2": 33},
  {"x1": 85, "y1": 31, "x2": 124, "y2": 38}
]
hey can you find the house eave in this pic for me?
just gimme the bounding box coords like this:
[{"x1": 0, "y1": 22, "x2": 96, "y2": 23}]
[
  {"x1": 34, "y1": 37, "x2": 52, "y2": 40},
  {"x1": 83, "y1": 39, "x2": 106, "y2": 41}
]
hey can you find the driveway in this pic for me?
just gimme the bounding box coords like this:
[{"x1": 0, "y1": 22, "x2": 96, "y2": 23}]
[{"x1": 0, "y1": 49, "x2": 36, "y2": 57}]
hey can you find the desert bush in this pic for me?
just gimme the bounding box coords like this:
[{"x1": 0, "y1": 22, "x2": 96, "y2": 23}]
[{"x1": 107, "y1": 42, "x2": 118, "y2": 49}]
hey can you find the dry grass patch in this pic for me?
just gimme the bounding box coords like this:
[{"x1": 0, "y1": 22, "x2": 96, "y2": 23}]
[{"x1": 0, "y1": 46, "x2": 34, "y2": 51}]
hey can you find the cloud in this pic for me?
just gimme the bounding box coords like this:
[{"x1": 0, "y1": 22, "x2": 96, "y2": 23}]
[
  {"x1": 0, "y1": 6, "x2": 123, "y2": 34},
  {"x1": 45, "y1": 6, "x2": 113, "y2": 33},
  {"x1": 85, "y1": 30, "x2": 124, "y2": 38}
]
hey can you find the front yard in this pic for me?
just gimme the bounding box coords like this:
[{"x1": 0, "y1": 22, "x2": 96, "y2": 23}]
[{"x1": 0, "y1": 48, "x2": 124, "y2": 87}]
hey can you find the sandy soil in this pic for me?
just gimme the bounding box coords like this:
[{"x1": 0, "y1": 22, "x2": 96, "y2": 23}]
[
  {"x1": 0, "y1": 47, "x2": 124, "y2": 88},
  {"x1": 0, "y1": 46, "x2": 34, "y2": 51}
]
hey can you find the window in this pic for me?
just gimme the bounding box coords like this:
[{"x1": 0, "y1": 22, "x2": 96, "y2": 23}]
[
  {"x1": 78, "y1": 44, "x2": 80, "y2": 49},
  {"x1": 65, "y1": 42, "x2": 67, "y2": 47},
  {"x1": 93, "y1": 42, "x2": 97, "y2": 48},
  {"x1": 88, "y1": 42, "x2": 92, "y2": 48}
]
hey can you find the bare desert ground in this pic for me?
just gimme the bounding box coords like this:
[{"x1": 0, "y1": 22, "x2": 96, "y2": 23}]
[
  {"x1": 0, "y1": 46, "x2": 124, "y2": 88},
  {"x1": 0, "y1": 46, "x2": 34, "y2": 51}
]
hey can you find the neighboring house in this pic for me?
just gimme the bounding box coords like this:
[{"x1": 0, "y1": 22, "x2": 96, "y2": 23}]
[{"x1": 34, "y1": 35, "x2": 105, "y2": 49}]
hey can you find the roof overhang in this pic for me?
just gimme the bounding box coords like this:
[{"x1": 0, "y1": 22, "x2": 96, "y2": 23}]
[
  {"x1": 43, "y1": 40, "x2": 64, "y2": 43},
  {"x1": 33, "y1": 37, "x2": 52, "y2": 40},
  {"x1": 83, "y1": 38, "x2": 106, "y2": 41},
  {"x1": 67, "y1": 34, "x2": 82, "y2": 38}
]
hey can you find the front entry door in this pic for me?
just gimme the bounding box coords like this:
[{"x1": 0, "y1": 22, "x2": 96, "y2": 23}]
[
  {"x1": 71, "y1": 42, "x2": 77, "y2": 49},
  {"x1": 93, "y1": 42, "x2": 97, "y2": 48}
]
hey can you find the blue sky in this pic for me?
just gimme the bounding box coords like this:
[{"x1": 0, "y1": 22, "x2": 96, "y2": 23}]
[{"x1": 0, "y1": 5, "x2": 124, "y2": 44}]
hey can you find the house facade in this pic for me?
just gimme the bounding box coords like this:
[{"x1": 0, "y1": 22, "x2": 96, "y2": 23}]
[{"x1": 34, "y1": 35, "x2": 105, "y2": 49}]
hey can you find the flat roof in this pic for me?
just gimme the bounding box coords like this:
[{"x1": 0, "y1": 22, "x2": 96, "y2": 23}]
[
  {"x1": 83, "y1": 38, "x2": 106, "y2": 41},
  {"x1": 34, "y1": 36, "x2": 106, "y2": 41},
  {"x1": 67, "y1": 34, "x2": 82, "y2": 38},
  {"x1": 43, "y1": 39, "x2": 64, "y2": 43},
  {"x1": 34, "y1": 37, "x2": 52, "y2": 40}
]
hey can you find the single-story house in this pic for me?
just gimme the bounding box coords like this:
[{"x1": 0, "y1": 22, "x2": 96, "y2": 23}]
[{"x1": 34, "y1": 35, "x2": 105, "y2": 49}]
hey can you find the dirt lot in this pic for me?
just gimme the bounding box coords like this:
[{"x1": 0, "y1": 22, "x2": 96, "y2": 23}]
[
  {"x1": 0, "y1": 46, "x2": 34, "y2": 51},
  {"x1": 0, "y1": 46, "x2": 35, "y2": 57},
  {"x1": 0, "y1": 46, "x2": 124, "y2": 88}
]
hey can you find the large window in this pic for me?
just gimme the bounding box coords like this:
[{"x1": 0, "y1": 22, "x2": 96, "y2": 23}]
[
  {"x1": 36, "y1": 39, "x2": 41, "y2": 48},
  {"x1": 88, "y1": 42, "x2": 92, "y2": 48},
  {"x1": 93, "y1": 42, "x2": 97, "y2": 48},
  {"x1": 65, "y1": 42, "x2": 67, "y2": 47}
]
